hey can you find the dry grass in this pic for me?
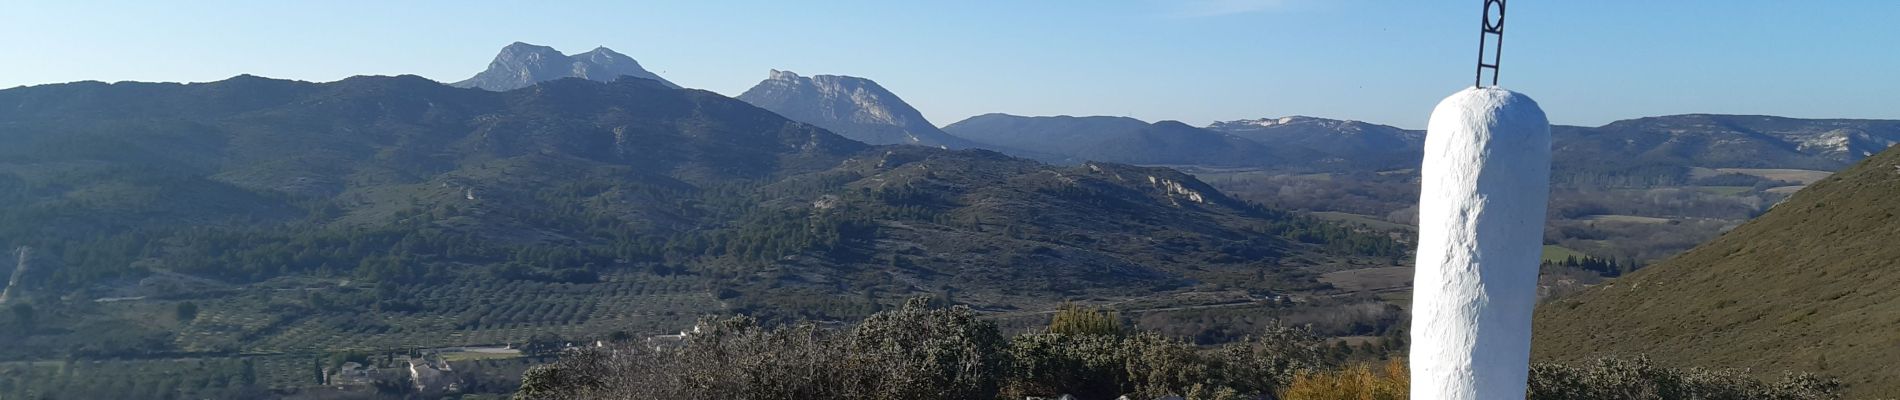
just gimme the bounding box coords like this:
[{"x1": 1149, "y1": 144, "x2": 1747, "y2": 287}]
[{"x1": 1280, "y1": 358, "x2": 1408, "y2": 400}]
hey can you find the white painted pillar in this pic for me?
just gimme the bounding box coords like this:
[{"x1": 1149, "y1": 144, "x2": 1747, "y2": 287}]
[{"x1": 1410, "y1": 86, "x2": 1550, "y2": 399}]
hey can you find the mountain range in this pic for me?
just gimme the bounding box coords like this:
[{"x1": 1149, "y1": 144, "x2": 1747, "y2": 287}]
[
  {"x1": 1206, "y1": 116, "x2": 1425, "y2": 169},
  {"x1": 944, "y1": 113, "x2": 1310, "y2": 167},
  {"x1": 446, "y1": 43, "x2": 1900, "y2": 183},
  {"x1": 434, "y1": 42, "x2": 1900, "y2": 272},
  {"x1": 1208, "y1": 114, "x2": 1900, "y2": 183},
  {"x1": 0, "y1": 73, "x2": 1401, "y2": 360},
  {"x1": 1550, "y1": 115, "x2": 1900, "y2": 185}
]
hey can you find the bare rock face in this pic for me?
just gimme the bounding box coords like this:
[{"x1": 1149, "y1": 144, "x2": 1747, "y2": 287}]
[
  {"x1": 737, "y1": 70, "x2": 974, "y2": 148},
  {"x1": 452, "y1": 42, "x2": 679, "y2": 91}
]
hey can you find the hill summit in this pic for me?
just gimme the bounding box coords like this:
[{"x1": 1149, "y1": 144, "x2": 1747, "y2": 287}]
[
  {"x1": 1533, "y1": 143, "x2": 1900, "y2": 395},
  {"x1": 1207, "y1": 116, "x2": 1423, "y2": 165},
  {"x1": 737, "y1": 70, "x2": 974, "y2": 148},
  {"x1": 452, "y1": 42, "x2": 679, "y2": 91}
]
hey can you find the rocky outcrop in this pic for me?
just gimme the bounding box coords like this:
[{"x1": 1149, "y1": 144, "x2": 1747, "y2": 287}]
[{"x1": 452, "y1": 42, "x2": 678, "y2": 91}]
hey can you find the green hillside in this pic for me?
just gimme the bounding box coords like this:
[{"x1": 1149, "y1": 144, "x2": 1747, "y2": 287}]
[{"x1": 1533, "y1": 144, "x2": 1900, "y2": 396}]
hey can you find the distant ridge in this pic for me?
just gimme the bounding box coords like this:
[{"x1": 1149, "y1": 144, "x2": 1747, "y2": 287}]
[
  {"x1": 1207, "y1": 116, "x2": 1424, "y2": 169},
  {"x1": 943, "y1": 113, "x2": 1308, "y2": 167},
  {"x1": 1204, "y1": 114, "x2": 1900, "y2": 179},
  {"x1": 1207, "y1": 116, "x2": 1422, "y2": 155},
  {"x1": 452, "y1": 42, "x2": 678, "y2": 91}
]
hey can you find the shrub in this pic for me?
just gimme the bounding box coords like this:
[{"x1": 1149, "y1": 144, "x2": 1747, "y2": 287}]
[
  {"x1": 511, "y1": 309, "x2": 1838, "y2": 400},
  {"x1": 1219, "y1": 321, "x2": 1329, "y2": 396},
  {"x1": 1279, "y1": 358, "x2": 1408, "y2": 400},
  {"x1": 1048, "y1": 303, "x2": 1123, "y2": 336},
  {"x1": 1526, "y1": 356, "x2": 1840, "y2": 400},
  {"x1": 1006, "y1": 332, "x2": 1221, "y2": 399},
  {"x1": 512, "y1": 316, "x2": 845, "y2": 400},
  {"x1": 175, "y1": 302, "x2": 200, "y2": 322},
  {"x1": 842, "y1": 297, "x2": 1011, "y2": 400},
  {"x1": 1006, "y1": 333, "x2": 1128, "y2": 398},
  {"x1": 511, "y1": 297, "x2": 1006, "y2": 400},
  {"x1": 1272, "y1": 356, "x2": 1840, "y2": 400}
]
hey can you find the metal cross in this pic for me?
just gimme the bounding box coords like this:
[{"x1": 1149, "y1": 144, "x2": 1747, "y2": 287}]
[{"x1": 1476, "y1": 0, "x2": 1507, "y2": 87}]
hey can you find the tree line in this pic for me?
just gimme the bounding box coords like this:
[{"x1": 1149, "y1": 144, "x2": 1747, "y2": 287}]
[{"x1": 511, "y1": 300, "x2": 1840, "y2": 400}]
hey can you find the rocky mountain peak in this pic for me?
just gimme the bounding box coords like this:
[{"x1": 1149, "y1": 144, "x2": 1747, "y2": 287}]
[
  {"x1": 767, "y1": 69, "x2": 803, "y2": 81},
  {"x1": 738, "y1": 70, "x2": 975, "y2": 148},
  {"x1": 452, "y1": 42, "x2": 679, "y2": 91},
  {"x1": 574, "y1": 46, "x2": 631, "y2": 63},
  {"x1": 492, "y1": 42, "x2": 566, "y2": 67},
  {"x1": 502, "y1": 41, "x2": 560, "y2": 52}
]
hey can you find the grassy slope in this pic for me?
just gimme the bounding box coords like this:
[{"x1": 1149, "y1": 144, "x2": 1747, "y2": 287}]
[{"x1": 1532, "y1": 146, "x2": 1900, "y2": 396}]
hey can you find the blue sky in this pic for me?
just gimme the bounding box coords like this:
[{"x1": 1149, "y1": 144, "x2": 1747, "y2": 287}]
[{"x1": 3, "y1": 1, "x2": 1896, "y2": 129}]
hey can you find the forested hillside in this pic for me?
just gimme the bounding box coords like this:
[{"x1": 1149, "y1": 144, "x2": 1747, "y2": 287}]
[{"x1": 0, "y1": 75, "x2": 1409, "y2": 398}]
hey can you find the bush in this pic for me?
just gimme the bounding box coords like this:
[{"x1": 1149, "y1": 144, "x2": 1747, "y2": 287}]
[
  {"x1": 1006, "y1": 333, "x2": 1127, "y2": 398},
  {"x1": 175, "y1": 302, "x2": 200, "y2": 322},
  {"x1": 511, "y1": 307, "x2": 1837, "y2": 400},
  {"x1": 1004, "y1": 331, "x2": 1231, "y2": 399},
  {"x1": 1280, "y1": 358, "x2": 1408, "y2": 400},
  {"x1": 843, "y1": 297, "x2": 1011, "y2": 400},
  {"x1": 1048, "y1": 303, "x2": 1123, "y2": 336},
  {"x1": 1527, "y1": 357, "x2": 1840, "y2": 400},
  {"x1": 1220, "y1": 321, "x2": 1329, "y2": 396},
  {"x1": 513, "y1": 316, "x2": 843, "y2": 400},
  {"x1": 1271, "y1": 356, "x2": 1840, "y2": 400},
  {"x1": 512, "y1": 297, "x2": 1007, "y2": 400}
]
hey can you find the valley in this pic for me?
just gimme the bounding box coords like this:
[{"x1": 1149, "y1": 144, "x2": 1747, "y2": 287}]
[
  {"x1": 0, "y1": 70, "x2": 1410, "y2": 398},
  {"x1": 0, "y1": 31, "x2": 1893, "y2": 398}
]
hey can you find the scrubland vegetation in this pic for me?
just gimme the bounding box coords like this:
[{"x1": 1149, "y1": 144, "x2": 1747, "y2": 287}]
[{"x1": 511, "y1": 300, "x2": 1839, "y2": 400}]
